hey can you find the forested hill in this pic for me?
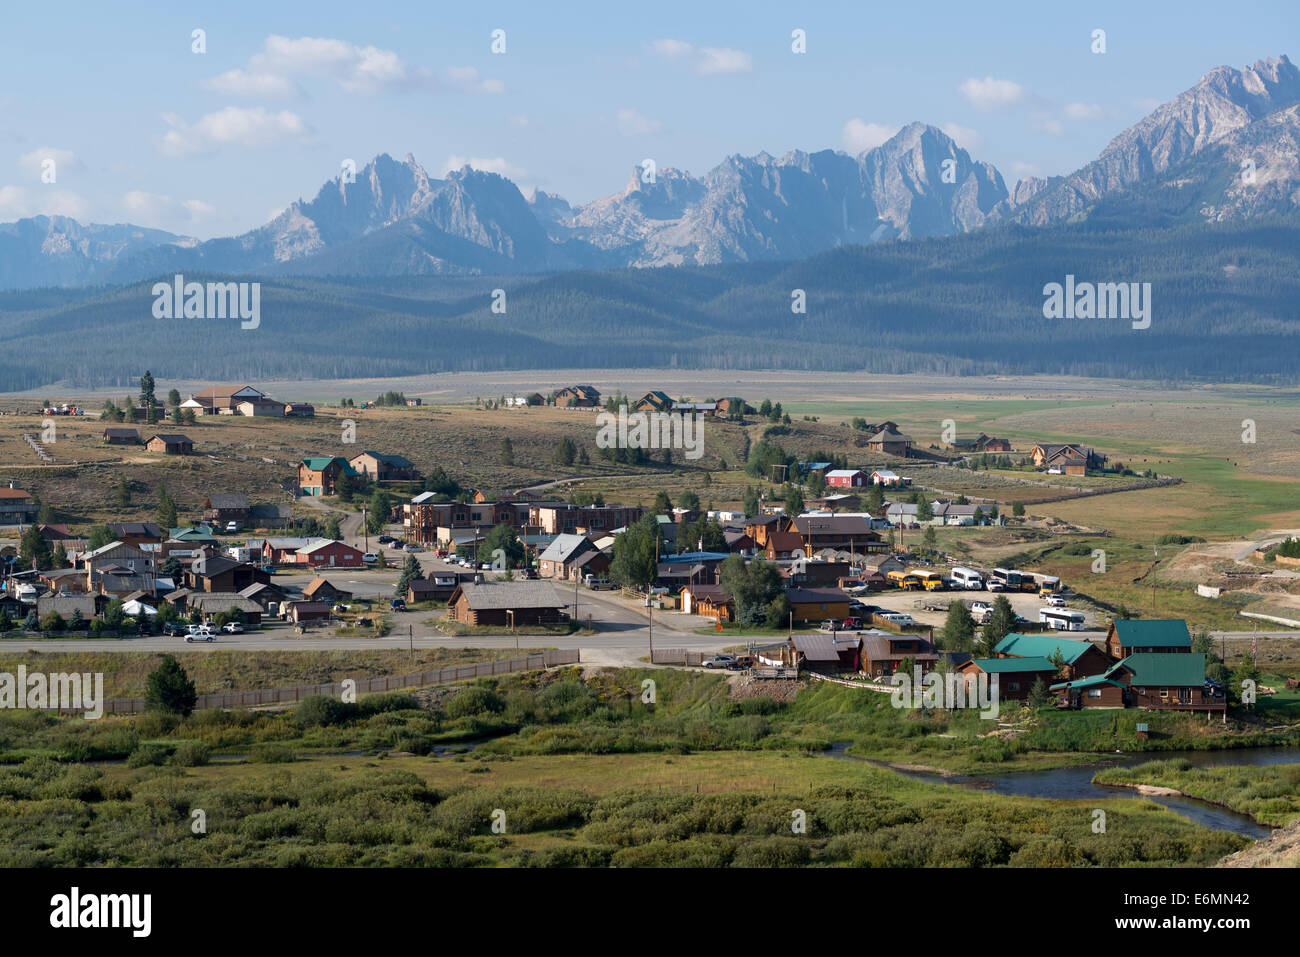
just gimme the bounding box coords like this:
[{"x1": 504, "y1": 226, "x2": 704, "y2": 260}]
[{"x1": 1, "y1": 216, "x2": 1298, "y2": 392}]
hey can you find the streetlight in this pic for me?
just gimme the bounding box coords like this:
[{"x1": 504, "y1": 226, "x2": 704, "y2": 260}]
[{"x1": 507, "y1": 609, "x2": 517, "y2": 650}]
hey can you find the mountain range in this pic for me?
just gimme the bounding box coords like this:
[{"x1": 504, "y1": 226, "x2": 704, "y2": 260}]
[{"x1": 2, "y1": 54, "x2": 1299, "y2": 291}]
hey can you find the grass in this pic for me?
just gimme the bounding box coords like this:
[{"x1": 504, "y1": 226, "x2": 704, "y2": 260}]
[{"x1": 1094, "y1": 759, "x2": 1300, "y2": 827}]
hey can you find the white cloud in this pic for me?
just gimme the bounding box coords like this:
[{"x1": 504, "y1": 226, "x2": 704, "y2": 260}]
[
  {"x1": 0, "y1": 185, "x2": 89, "y2": 220},
  {"x1": 202, "y1": 70, "x2": 301, "y2": 98},
  {"x1": 651, "y1": 39, "x2": 753, "y2": 76},
  {"x1": 159, "y1": 107, "x2": 311, "y2": 158},
  {"x1": 1028, "y1": 111, "x2": 1065, "y2": 136},
  {"x1": 507, "y1": 114, "x2": 529, "y2": 128},
  {"x1": 1064, "y1": 102, "x2": 1103, "y2": 120},
  {"x1": 205, "y1": 35, "x2": 433, "y2": 97},
  {"x1": 1009, "y1": 160, "x2": 1042, "y2": 180},
  {"x1": 441, "y1": 155, "x2": 529, "y2": 183},
  {"x1": 17, "y1": 147, "x2": 80, "y2": 180},
  {"x1": 941, "y1": 123, "x2": 984, "y2": 152},
  {"x1": 121, "y1": 190, "x2": 217, "y2": 227},
  {"x1": 958, "y1": 76, "x2": 1025, "y2": 111},
  {"x1": 842, "y1": 119, "x2": 899, "y2": 154},
  {"x1": 445, "y1": 66, "x2": 505, "y2": 95},
  {"x1": 615, "y1": 108, "x2": 664, "y2": 136}
]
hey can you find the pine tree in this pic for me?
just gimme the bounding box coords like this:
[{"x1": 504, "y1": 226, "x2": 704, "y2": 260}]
[{"x1": 145, "y1": 655, "x2": 197, "y2": 716}]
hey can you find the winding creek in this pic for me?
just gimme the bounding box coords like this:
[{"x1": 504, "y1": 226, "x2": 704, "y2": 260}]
[{"x1": 821, "y1": 742, "x2": 1300, "y2": 839}]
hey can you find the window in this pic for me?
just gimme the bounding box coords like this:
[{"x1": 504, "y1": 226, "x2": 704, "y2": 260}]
[
  {"x1": 1008, "y1": 682, "x2": 1021, "y2": 692},
  {"x1": 1088, "y1": 689, "x2": 1102, "y2": 698},
  {"x1": 1159, "y1": 688, "x2": 1168, "y2": 698}
]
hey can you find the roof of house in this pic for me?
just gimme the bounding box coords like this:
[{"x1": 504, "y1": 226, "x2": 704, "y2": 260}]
[
  {"x1": 860, "y1": 632, "x2": 938, "y2": 662},
  {"x1": 767, "y1": 531, "x2": 805, "y2": 553},
  {"x1": 791, "y1": 633, "x2": 861, "y2": 661},
  {"x1": 290, "y1": 601, "x2": 332, "y2": 614},
  {"x1": 1050, "y1": 674, "x2": 1126, "y2": 691},
  {"x1": 206, "y1": 493, "x2": 249, "y2": 509},
  {"x1": 192, "y1": 385, "x2": 264, "y2": 400},
  {"x1": 1110, "y1": 653, "x2": 1207, "y2": 686},
  {"x1": 785, "y1": 587, "x2": 851, "y2": 604},
  {"x1": 109, "y1": 522, "x2": 163, "y2": 538},
  {"x1": 263, "y1": 537, "x2": 318, "y2": 550},
  {"x1": 791, "y1": 515, "x2": 874, "y2": 536},
  {"x1": 303, "y1": 578, "x2": 349, "y2": 597},
  {"x1": 452, "y1": 580, "x2": 564, "y2": 611},
  {"x1": 169, "y1": 527, "x2": 218, "y2": 541},
  {"x1": 301, "y1": 456, "x2": 359, "y2": 473},
  {"x1": 966, "y1": 656, "x2": 1058, "y2": 674},
  {"x1": 995, "y1": 633, "x2": 1099, "y2": 664},
  {"x1": 297, "y1": 539, "x2": 354, "y2": 555},
  {"x1": 103, "y1": 428, "x2": 139, "y2": 438},
  {"x1": 148, "y1": 433, "x2": 193, "y2": 444},
  {"x1": 869, "y1": 427, "x2": 913, "y2": 443},
  {"x1": 538, "y1": 533, "x2": 593, "y2": 563},
  {"x1": 824, "y1": 469, "x2": 864, "y2": 479},
  {"x1": 1111, "y1": 619, "x2": 1192, "y2": 649},
  {"x1": 352, "y1": 451, "x2": 415, "y2": 468},
  {"x1": 239, "y1": 583, "x2": 282, "y2": 598},
  {"x1": 190, "y1": 556, "x2": 241, "y2": 578},
  {"x1": 247, "y1": 504, "x2": 290, "y2": 520}
]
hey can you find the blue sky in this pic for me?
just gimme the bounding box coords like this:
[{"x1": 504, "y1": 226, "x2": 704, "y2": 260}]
[{"x1": 1, "y1": 0, "x2": 1296, "y2": 238}]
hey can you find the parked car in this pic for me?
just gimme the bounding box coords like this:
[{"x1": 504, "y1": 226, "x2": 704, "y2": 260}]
[
  {"x1": 818, "y1": 619, "x2": 842, "y2": 632},
  {"x1": 840, "y1": 616, "x2": 864, "y2": 630},
  {"x1": 878, "y1": 612, "x2": 915, "y2": 626},
  {"x1": 1046, "y1": 593, "x2": 1067, "y2": 607},
  {"x1": 404, "y1": 544, "x2": 421, "y2": 552},
  {"x1": 262, "y1": 564, "x2": 277, "y2": 575},
  {"x1": 390, "y1": 598, "x2": 406, "y2": 611},
  {"x1": 585, "y1": 577, "x2": 615, "y2": 590},
  {"x1": 377, "y1": 535, "x2": 395, "y2": 544},
  {"x1": 222, "y1": 621, "x2": 244, "y2": 633},
  {"x1": 224, "y1": 521, "x2": 239, "y2": 533},
  {"x1": 185, "y1": 626, "x2": 215, "y2": 643},
  {"x1": 362, "y1": 553, "x2": 378, "y2": 563},
  {"x1": 356, "y1": 617, "x2": 373, "y2": 627},
  {"x1": 333, "y1": 603, "x2": 351, "y2": 613},
  {"x1": 701, "y1": 655, "x2": 737, "y2": 669},
  {"x1": 520, "y1": 568, "x2": 539, "y2": 580},
  {"x1": 161, "y1": 622, "x2": 188, "y2": 637},
  {"x1": 986, "y1": 581, "x2": 1005, "y2": 592}
]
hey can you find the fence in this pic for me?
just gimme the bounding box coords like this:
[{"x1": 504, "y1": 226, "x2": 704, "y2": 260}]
[
  {"x1": 73, "y1": 649, "x2": 581, "y2": 715},
  {"x1": 650, "y1": 648, "x2": 706, "y2": 666}
]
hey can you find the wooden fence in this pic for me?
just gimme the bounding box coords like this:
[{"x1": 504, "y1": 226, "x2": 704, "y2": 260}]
[
  {"x1": 650, "y1": 648, "x2": 705, "y2": 666},
  {"x1": 76, "y1": 649, "x2": 581, "y2": 715}
]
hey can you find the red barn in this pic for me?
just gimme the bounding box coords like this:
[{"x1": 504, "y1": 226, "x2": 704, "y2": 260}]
[{"x1": 294, "y1": 539, "x2": 365, "y2": 569}]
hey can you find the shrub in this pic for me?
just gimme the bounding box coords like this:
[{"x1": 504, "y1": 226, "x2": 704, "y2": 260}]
[
  {"x1": 170, "y1": 741, "x2": 211, "y2": 766},
  {"x1": 126, "y1": 744, "x2": 171, "y2": 768},
  {"x1": 296, "y1": 695, "x2": 360, "y2": 727},
  {"x1": 447, "y1": 686, "x2": 505, "y2": 719}
]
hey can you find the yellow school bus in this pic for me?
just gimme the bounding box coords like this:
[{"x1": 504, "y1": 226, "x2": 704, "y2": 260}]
[{"x1": 919, "y1": 571, "x2": 945, "y2": 591}]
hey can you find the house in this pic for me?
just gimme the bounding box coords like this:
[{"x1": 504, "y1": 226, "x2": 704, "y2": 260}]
[
  {"x1": 634, "y1": 391, "x2": 675, "y2": 413},
  {"x1": 284, "y1": 403, "x2": 315, "y2": 418},
  {"x1": 447, "y1": 580, "x2": 568, "y2": 626},
  {"x1": 103, "y1": 428, "x2": 140, "y2": 445},
  {"x1": 1030, "y1": 443, "x2": 1105, "y2": 475},
  {"x1": 530, "y1": 504, "x2": 644, "y2": 535},
  {"x1": 82, "y1": 541, "x2": 155, "y2": 583},
  {"x1": 297, "y1": 457, "x2": 359, "y2": 496},
  {"x1": 107, "y1": 522, "x2": 164, "y2": 547},
  {"x1": 808, "y1": 493, "x2": 861, "y2": 512},
  {"x1": 789, "y1": 633, "x2": 862, "y2": 673},
  {"x1": 555, "y1": 385, "x2": 601, "y2": 408},
  {"x1": 186, "y1": 385, "x2": 267, "y2": 415},
  {"x1": 1049, "y1": 673, "x2": 1128, "y2": 709},
  {"x1": 405, "y1": 397, "x2": 423, "y2": 407},
  {"x1": 247, "y1": 504, "x2": 292, "y2": 529},
  {"x1": 765, "y1": 530, "x2": 806, "y2": 561},
  {"x1": 790, "y1": 515, "x2": 882, "y2": 553},
  {"x1": 302, "y1": 578, "x2": 352, "y2": 602},
  {"x1": 932, "y1": 502, "x2": 982, "y2": 526},
  {"x1": 184, "y1": 557, "x2": 270, "y2": 593},
  {"x1": 35, "y1": 594, "x2": 97, "y2": 624},
  {"x1": 408, "y1": 571, "x2": 482, "y2": 604},
  {"x1": 859, "y1": 555, "x2": 905, "y2": 578},
  {"x1": 236, "y1": 397, "x2": 284, "y2": 417},
  {"x1": 860, "y1": 631, "x2": 940, "y2": 677},
  {"x1": 203, "y1": 494, "x2": 250, "y2": 526},
  {"x1": 295, "y1": 540, "x2": 365, "y2": 569},
  {"x1": 949, "y1": 433, "x2": 1012, "y2": 453},
  {"x1": 1105, "y1": 619, "x2": 1192, "y2": 660},
  {"x1": 536, "y1": 533, "x2": 599, "y2": 580},
  {"x1": 680, "y1": 584, "x2": 734, "y2": 621},
  {"x1": 188, "y1": 594, "x2": 263, "y2": 624},
  {"x1": 348, "y1": 451, "x2": 420, "y2": 482},
  {"x1": 146, "y1": 433, "x2": 193, "y2": 455},
  {"x1": 870, "y1": 470, "x2": 910, "y2": 487},
  {"x1": 785, "y1": 587, "x2": 851, "y2": 625},
  {"x1": 785, "y1": 560, "x2": 854, "y2": 589},
  {"x1": 168, "y1": 527, "x2": 219, "y2": 545},
  {"x1": 1104, "y1": 653, "x2": 1225, "y2": 713},
  {"x1": 0, "y1": 486, "x2": 39, "y2": 525},
  {"x1": 994, "y1": 632, "x2": 1112, "y2": 681},
  {"x1": 287, "y1": 601, "x2": 331, "y2": 625},
  {"x1": 866, "y1": 427, "x2": 913, "y2": 456},
  {"x1": 261, "y1": 537, "x2": 317, "y2": 565},
  {"x1": 825, "y1": 469, "x2": 869, "y2": 488},
  {"x1": 239, "y1": 582, "x2": 287, "y2": 610},
  {"x1": 957, "y1": 656, "x2": 1060, "y2": 699}
]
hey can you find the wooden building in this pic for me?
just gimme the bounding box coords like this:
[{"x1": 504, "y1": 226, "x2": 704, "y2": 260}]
[
  {"x1": 146, "y1": 433, "x2": 193, "y2": 455},
  {"x1": 447, "y1": 580, "x2": 567, "y2": 627},
  {"x1": 1105, "y1": 619, "x2": 1192, "y2": 659}
]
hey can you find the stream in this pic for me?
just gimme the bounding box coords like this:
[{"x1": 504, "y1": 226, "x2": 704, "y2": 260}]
[{"x1": 821, "y1": 741, "x2": 1300, "y2": 839}]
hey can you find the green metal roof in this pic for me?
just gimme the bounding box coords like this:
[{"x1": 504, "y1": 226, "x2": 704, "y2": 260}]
[
  {"x1": 1050, "y1": 674, "x2": 1124, "y2": 691},
  {"x1": 995, "y1": 632, "x2": 1097, "y2": 664},
  {"x1": 968, "y1": 656, "x2": 1057, "y2": 674},
  {"x1": 1111, "y1": 619, "x2": 1191, "y2": 648},
  {"x1": 1109, "y1": 653, "x2": 1207, "y2": 687},
  {"x1": 302, "y1": 456, "x2": 360, "y2": 474}
]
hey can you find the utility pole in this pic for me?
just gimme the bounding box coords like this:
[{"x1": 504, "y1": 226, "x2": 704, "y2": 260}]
[
  {"x1": 648, "y1": 601, "x2": 653, "y2": 660},
  {"x1": 362, "y1": 506, "x2": 369, "y2": 553}
]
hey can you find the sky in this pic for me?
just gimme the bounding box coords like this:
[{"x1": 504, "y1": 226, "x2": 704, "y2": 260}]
[{"x1": 1, "y1": 0, "x2": 1296, "y2": 238}]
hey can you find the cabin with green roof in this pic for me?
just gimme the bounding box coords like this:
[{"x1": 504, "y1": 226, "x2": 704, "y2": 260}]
[
  {"x1": 1108, "y1": 653, "x2": 1224, "y2": 713},
  {"x1": 1105, "y1": 619, "x2": 1192, "y2": 659},
  {"x1": 297, "y1": 457, "x2": 360, "y2": 497},
  {"x1": 994, "y1": 632, "x2": 1112, "y2": 681},
  {"x1": 957, "y1": 655, "x2": 1060, "y2": 699}
]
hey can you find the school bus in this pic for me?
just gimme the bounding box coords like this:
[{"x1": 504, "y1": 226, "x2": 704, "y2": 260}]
[
  {"x1": 918, "y1": 571, "x2": 945, "y2": 591},
  {"x1": 887, "y1": 570, "x2": 926, "y2": 590}
]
